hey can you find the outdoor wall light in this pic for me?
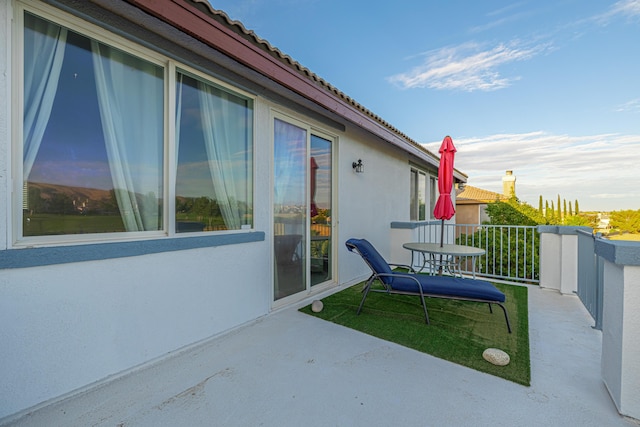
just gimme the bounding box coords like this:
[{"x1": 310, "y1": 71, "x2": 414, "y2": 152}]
[{"x1": 352, "y1": 159, "x2": 364, "y2": 173}]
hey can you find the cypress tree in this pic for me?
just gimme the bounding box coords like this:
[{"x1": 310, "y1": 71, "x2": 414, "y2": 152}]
[
  {"x1": 557, "y1": 195, "x2": 561, "y2": 219},
  {"x1": 569, "y1": 201, "x2": 573, "y2": 216},
  {"x1": 575, "y1": 200, "x2": 580, "y2": 215},
  {"x1": 545, "y1": 200, "x2": 549, "y2": 218},
  {"x1": 563, "y1": 199, "x2": 567, "y2": 218},
  {"x1": 539, "y1": 195, "x2": 543, "y2": 215}
]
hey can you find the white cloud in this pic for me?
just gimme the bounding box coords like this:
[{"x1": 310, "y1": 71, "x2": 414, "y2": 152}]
[
  {"x1": 388, "y1": 41, "x2": 550, "y2": 92},
  {"x1": 423, "y1": 132, "x2": 640, "y2": 211},
  {"x1": 593, "y1": 0, "x2": 640, "y2": 24},
  {"x1": 615, "y1": 98, "x2": 640, "y2": 113}
]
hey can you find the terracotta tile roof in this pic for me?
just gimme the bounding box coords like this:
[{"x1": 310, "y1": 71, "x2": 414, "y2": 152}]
[
  {"x1": 456, "y1": 185, "x2": 506, "y2": 203},
  {"x1": 189, "y1": 0, "x2": 454, "y2": 171}
]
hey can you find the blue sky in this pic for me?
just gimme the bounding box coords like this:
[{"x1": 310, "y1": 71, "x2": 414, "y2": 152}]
[{"x1": 210, "y1": 0, "x2": 640, "y2": 212}]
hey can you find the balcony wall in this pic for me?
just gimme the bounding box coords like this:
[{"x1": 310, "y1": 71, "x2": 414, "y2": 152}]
[
  {"x1": 540, "y1": 226, "x2": 640, "y2": 421},
  {"x1": 595, "y1": 239, "x2": 640, "y2": 421}
]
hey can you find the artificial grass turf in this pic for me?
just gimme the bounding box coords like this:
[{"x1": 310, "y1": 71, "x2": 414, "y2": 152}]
[{"x1": 300, "y1": 280, "x2": 530, "y2": 386}]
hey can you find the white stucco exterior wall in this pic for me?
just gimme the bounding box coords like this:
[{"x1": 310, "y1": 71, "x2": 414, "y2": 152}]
[
  {"x1": 336, "y1": 128, "x2": 415, "y2": 284},
  {"x1": 539, "y1": 232, "x2": 561, "y2": 292},
  {"x1": 601, "y1": 261, "x2": 640, "y2": 420},
  {"x1": 539, "y1": 227, "x2": 581, "y2": 295},
  {"x1": 601, "y1": 261, "x2": 624, "y2": 409},
  {"x1": 0, "y1": 243, "x2": 271, "y2": 415},
  {"x1": 559, "y1": 234, "x2": 578, "y2": 295}
]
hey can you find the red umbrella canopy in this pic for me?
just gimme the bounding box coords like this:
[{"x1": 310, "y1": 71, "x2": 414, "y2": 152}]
[{"x1": 433, "y1": 135, "x2": 457, "y2": 220}]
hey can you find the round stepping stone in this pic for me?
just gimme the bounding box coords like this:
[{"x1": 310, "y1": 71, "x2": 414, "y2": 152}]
[{"x1": 483, "y1": 348, "x2": 510, "y2": 366}]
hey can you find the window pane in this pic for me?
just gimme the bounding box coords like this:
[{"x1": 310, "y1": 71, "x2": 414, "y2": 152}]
[
  {"x1": 310, "y1": 134, "x2": 331, "y2": 286},
  {"x1": 410, "y1": 169, "x2": 417, "y2": 221},
  {"x1": 23, "y1": 13, "x2": 164, "y2": 237},
  {"x1": 418, "y1": 172, "x2": 426, "y2": 221},
  {"x1": 430, "y1": 176, "x2": 438, "y2": 219},
  {"x1": 274, "y1": 118, "x2": 307, "y2": 299},
  {"x1": 175, "y1": 71, "x2": 253, "y2": 232}
]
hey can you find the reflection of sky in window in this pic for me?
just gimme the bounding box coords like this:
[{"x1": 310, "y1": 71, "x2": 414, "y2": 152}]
[
  {"x1": 274, "y1": 119, "x2": 306, "y2": 207},
  {"x1": 29, "y1": 29, "x2": 113, "y2": 190},
  {"x1": 311, "y1": 135, "x2": 331, "y2": 210}
]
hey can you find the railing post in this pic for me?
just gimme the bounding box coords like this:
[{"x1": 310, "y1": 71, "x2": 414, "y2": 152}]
[
  {"x1": 538, "y1": 226, "x2": 591, "y2": 294},
  {"x1": 596, "y1": 239, "x2": 640, "y2": 421},
  {"x1": 538, "y1": 226, "x2": 562, "y2": 292}
]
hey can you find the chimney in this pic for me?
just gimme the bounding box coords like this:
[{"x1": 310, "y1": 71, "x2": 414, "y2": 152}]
[{"x1": 502, "y1": 170, "x2": 516, "y2": 197}]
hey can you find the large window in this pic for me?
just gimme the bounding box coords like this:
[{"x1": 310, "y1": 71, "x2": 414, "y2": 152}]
[{"x1": 18, "y1": 9, "x2": 253, "y2": 243}]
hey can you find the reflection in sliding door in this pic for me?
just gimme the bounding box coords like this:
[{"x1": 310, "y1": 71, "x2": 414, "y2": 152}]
[
  {"x1": 274, "y1": 119, "x2": 306, "y2": 300},
  {"x1": 310, "y1": 134, "x2": 332, "y2": 286}
]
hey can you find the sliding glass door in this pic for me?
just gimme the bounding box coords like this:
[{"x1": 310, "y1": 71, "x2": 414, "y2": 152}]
[{"x1": 273, "y1": 118, "x2": 332, "y2": 301}]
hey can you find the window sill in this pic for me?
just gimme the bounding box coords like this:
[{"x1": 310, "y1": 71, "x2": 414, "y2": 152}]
[{"x1": 0, "y1": 232, "x2": 265, "y2": 269}]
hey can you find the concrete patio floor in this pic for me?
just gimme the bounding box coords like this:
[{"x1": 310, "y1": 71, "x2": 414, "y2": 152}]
[{"x1": 4, "y1": 284, "x2": 639, "y2": 427}]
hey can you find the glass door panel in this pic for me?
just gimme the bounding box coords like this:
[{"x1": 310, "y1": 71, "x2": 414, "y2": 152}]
[
  {"x1": 310, "y1": 134, "x2": 332, "y2": 286},
  {"x1": 273, "y1": 119, "x2": 307, "y2": 300}
]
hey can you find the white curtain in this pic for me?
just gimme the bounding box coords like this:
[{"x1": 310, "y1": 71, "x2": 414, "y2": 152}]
[
  {"x1": 23, "y1": 15, "x2": 67, "y2": 181},
  {"x1": 91, "y1": 41, "x2": 163, "y2": 231},
  {"x1": 197, "y1": 81, "x2": 242, "y2": 230}
]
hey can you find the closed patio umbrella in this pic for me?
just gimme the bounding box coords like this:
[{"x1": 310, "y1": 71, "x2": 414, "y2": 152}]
[{"x1": 433, "y1": 135, "x2": 457, "y2": 248}]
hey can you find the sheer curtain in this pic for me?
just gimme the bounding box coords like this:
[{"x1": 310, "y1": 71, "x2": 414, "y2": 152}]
[
  {"x1": 91, "y1": 41, "x2": 163, "y2": 231},
  {"x1": 23, "y1": 14, "x2": 67, "y2": 181},
  {"x1": 197, "y1": 81, "x2": 242, "y2": 230},
  {"x1": 273, "y1": 119, "x2": 306, "y2": 213}
]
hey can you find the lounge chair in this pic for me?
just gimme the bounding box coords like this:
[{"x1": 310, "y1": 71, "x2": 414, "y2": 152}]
[{"x1": 345, "y1": 238, "x2": 511, "y2": 333}]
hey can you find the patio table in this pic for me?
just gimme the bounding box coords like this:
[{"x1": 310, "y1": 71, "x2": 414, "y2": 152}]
[{"x1": 402, "y1": 242, "x2": 485, "y2": 279}]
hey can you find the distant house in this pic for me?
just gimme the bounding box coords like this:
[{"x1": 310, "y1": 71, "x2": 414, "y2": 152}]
[
  {"x1": 455, "y1": 171, "x2": 515, "y2": 225},
  {"x1": 455, "y1": 185, "x2": 506, "y2": 225},
  {"x1": 0, "y1": 0, "x2": 467, "y2": 419}
]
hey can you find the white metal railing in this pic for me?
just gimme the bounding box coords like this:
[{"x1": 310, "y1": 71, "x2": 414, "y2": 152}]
[{"x1": 413, "y1": 222, "x2": 539, "y2": 284}]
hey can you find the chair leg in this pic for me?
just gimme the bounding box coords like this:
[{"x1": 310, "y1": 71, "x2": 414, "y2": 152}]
[
  {"x1": 357, "y1": 279, "x2": 374, "y2": 315},
  {"x1": 419, "y1": 295, "x2": 430, "y2": 324},
  {"x1": 488, "y1": 303, "x2": 494, "y2": 313},
  {"x1": 496, "y1": 303, "x2": 512, "y2": 333}
]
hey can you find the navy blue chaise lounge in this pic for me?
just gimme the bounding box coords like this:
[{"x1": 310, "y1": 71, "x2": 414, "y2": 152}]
[{"x1": 346, "y1": 238, "x2": 511, "y2": 333}]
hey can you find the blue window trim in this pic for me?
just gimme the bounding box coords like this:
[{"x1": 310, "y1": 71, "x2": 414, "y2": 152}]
[{"x1": 0, "y1": 232, "x2": 265, "y2": 269}]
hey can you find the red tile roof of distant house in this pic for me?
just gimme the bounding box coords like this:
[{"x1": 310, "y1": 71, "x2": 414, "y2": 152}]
[{"x1": 456, "y1": 185, "x2": 506, "y2": 204}]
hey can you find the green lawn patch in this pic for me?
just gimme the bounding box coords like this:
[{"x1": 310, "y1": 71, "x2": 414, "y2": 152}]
[{"x1": 300, "y1": 280, "x2": 530, "y2": 386}]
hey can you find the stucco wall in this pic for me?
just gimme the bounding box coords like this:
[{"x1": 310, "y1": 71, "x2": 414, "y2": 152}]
[
  {"x1": 0, "y1": 243, "x2": 271, "y2": 416},
  {"x1": 455, "y1": 204, "x2": 479, "y2": 226},
  {"x1": 336, "y1": 126, "x2": 411, "y2": 284},
  {"x1": 601, "y1": 261, "x2": 640, "y2": 420}
]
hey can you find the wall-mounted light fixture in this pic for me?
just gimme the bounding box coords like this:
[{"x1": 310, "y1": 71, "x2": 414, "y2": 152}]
[{"x1": 352, "y1": 159, "x2": 364, "y2": 173}]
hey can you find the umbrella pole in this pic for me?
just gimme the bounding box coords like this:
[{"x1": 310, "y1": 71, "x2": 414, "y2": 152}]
[{"x1": 439, "y1": 219, "x2": 444, "y2": 274}]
